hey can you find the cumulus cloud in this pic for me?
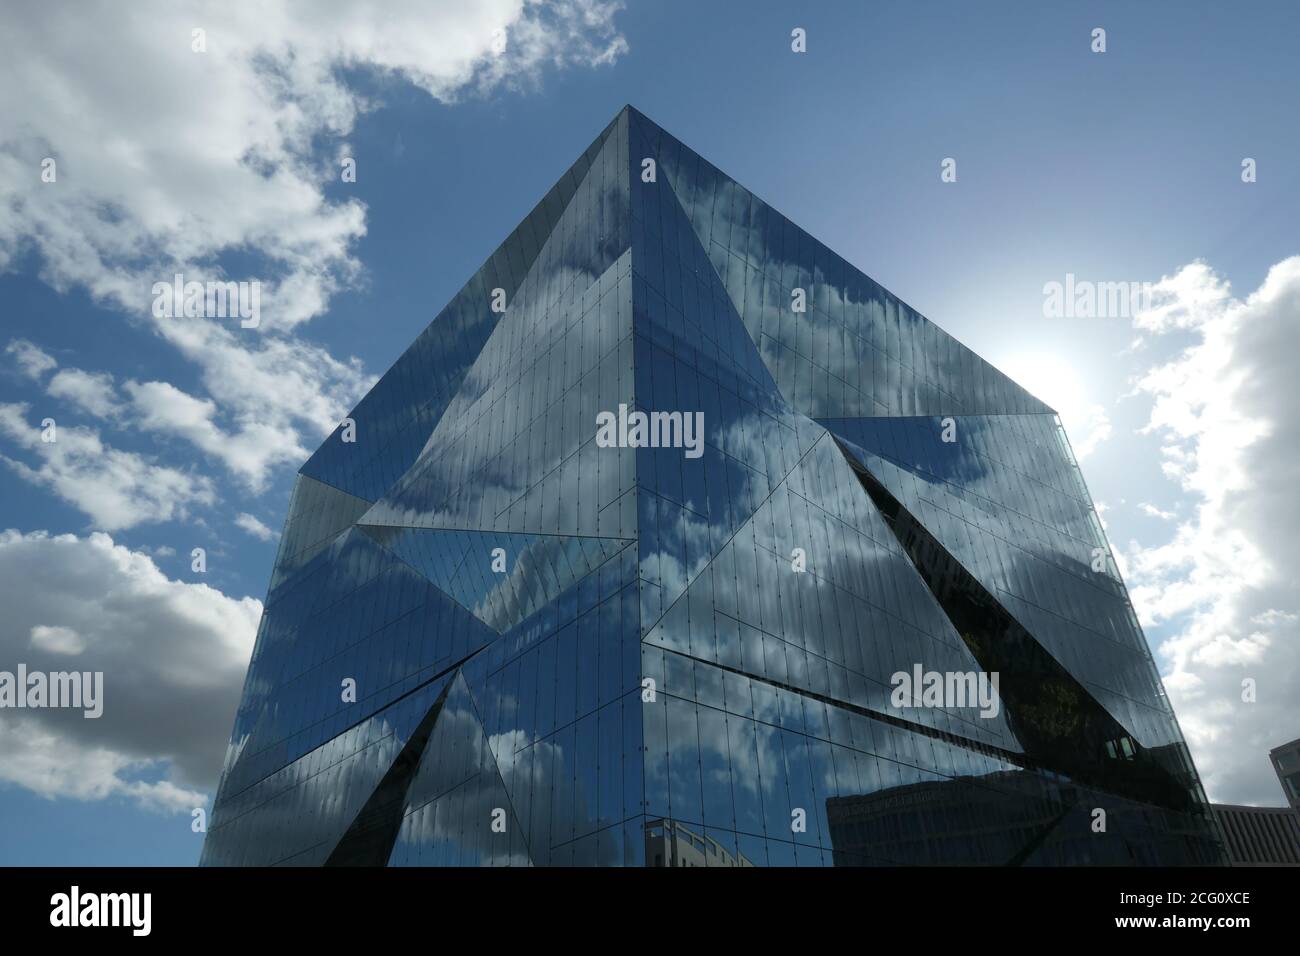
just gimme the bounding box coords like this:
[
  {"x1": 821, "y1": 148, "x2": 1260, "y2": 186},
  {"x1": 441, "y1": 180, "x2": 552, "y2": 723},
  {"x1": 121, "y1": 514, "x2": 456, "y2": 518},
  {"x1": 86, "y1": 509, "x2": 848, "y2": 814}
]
[
  {"x1": 1125, "y1": 257, "x2": 1300, "y2": 806},
  {"x1": 29, "y1": 624, "x2": 86, "y2": 656},
  {"x1": 0, "y1": 529, "x2": 260, "y2": 812},
  {"x1": 234, "y1": 512, "x2": 277, "y2": 542},
  {"x1": 0, "y1": 0, "x2": 626, "y2": 511},
  {"x1": 0, "y1": 718, "x2": 209, "y2": 814},
  {"x1": 0, "y1": 0, "x2": 626, "y2": 325},
  {"x1": 4, "y1": 339, "x2": 56, "y2": 380},
  {"x1": 132, "y1": 327, "x2": 371, "y2": 488},
  {"x1": 5, "y1": 340, "x2": 367, "y2": 492},
  {"x1": 122, "y1": 377, "x2": 315, "y2": 492},
  {"x1": 47, "y1": 368, "x2": 122, "y2": 419},
  {"x1": 0, "y1": 403, "x2": 216, "y2": 530}
]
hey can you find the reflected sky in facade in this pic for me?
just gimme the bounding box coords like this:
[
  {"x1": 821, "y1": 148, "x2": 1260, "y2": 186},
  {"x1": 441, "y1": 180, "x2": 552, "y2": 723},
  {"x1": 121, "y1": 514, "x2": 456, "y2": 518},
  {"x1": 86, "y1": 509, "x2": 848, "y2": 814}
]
[{"x1": 202, "y1": 107, "x2": 1224, "y2": 867}]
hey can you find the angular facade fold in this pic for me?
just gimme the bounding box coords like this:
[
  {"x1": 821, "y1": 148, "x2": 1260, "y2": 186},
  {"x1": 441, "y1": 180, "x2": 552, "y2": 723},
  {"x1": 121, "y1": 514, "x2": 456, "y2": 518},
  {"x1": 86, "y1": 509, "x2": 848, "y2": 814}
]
[{"x1": 201, "y1": 106, "x2": 1224, "y2": 867}]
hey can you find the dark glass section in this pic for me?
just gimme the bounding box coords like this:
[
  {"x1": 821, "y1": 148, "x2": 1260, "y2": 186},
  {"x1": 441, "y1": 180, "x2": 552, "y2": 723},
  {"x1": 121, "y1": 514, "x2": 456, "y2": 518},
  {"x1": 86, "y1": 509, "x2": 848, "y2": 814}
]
[
  {"x1": 326, "y1": 677, "x2": 455, "y2": 866},
  {"x1": 211, "y1": 527, "x2": 500, "y2": 805},
  {"x1": 838, "y1": 440, "x2": 1193, "y2": 813},
  {"x1": 203, "y1": 105, "x2": 1223, "y2": 867},
  {"x1": 201, "y1": 674, "x2": 452, "y2": 865},
  {"x1": 827, "y1": 417, "x2": 1209, "y2": 802}
]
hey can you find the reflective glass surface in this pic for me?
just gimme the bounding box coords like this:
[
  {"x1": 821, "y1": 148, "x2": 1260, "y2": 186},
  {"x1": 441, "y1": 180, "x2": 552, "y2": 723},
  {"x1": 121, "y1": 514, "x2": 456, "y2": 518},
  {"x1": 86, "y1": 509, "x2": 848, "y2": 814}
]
[{"x1": 201, "y1": 107, "x2": 1224, "y2": 867}]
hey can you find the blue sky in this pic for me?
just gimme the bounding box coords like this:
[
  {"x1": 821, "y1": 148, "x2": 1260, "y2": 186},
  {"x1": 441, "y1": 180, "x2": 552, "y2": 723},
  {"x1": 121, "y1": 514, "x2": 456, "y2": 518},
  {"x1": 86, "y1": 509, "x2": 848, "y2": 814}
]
[{"x1": 1, "y1": 0, "x2": 1297, "y2": 864}]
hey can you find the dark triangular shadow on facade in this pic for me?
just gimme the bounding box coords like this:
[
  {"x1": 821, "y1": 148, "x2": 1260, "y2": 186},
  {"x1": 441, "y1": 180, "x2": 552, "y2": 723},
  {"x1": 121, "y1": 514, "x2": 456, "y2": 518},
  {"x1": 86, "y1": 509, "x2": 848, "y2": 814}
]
[
  {"x1": 1003, "y1": 801, "x2": 1078, "y2": 866},
  {"x1": 325, "y1": 677, "x2": 457, "y2": 866},
  {"x1": 384, "y1": 670, "x2": 534, "y2": 866},
  {"x1": 834, "y1": 437, "x2": 1193, "y2": 813}
]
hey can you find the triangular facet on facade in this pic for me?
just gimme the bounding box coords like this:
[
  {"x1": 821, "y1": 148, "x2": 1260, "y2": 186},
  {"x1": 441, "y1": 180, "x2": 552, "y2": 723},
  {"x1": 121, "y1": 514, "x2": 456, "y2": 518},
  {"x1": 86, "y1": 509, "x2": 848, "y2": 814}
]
[{"x1": 202, "y1": 107, "x2": 1224, "y2": 867}]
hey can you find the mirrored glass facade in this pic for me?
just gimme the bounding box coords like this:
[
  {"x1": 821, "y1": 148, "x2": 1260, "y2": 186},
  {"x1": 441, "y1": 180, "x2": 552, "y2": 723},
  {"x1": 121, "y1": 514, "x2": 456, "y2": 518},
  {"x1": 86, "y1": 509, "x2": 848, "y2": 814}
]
[{"x1": 201, "y1": 106, "x2": 1225, "y2": 867}]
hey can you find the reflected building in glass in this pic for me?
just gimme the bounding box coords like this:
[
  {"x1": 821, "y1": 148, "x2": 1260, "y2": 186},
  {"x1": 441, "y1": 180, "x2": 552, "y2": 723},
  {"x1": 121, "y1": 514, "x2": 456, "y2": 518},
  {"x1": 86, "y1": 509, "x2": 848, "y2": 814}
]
[{"x1": 201, "y1": 106, "x2": 1225, "y2": 866}]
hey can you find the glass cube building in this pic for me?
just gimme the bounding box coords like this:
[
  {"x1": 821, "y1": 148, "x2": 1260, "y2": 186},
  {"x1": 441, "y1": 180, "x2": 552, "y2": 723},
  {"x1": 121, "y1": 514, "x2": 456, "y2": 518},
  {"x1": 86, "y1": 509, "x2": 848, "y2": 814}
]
[{"x1": 201, "y1": 106, "x2": 1225, "y2": 867}]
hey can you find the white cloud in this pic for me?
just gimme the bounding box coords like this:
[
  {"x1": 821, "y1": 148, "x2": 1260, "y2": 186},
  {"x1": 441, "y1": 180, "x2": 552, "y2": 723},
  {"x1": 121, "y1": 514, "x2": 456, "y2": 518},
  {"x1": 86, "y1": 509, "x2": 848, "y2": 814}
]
[
  {"x1": 0, "y1": 529, "x2": 260, "y2": 812},
  {"x1": 47, "y1": 368, "x2": 122, "y2": 419},
  {"x1": 0, "y1": 717, "x2": 208, "y2": 814},
  {"x1": 0, "y1": 403, "x2": 216, "y2": 530},
  {"x1": 0, "y1": 0, "x2": 626, "y2": 510},
  {"x1": 1138, "y1": 502, "x2": 1176, "y2": 521},
  {"x1": 124, "y1": 378, "x2": 313, "y2": 491},
  {"x1": 4, "y1": 339, "x2": 55, "y2": 380},
  {"x1": 4, "y1": 342, "x2": 367, "y2": 492},
  {"x1": 29, "y1": 624, "x2": 85, "y2": 656},
  {"x1": 1125, "y1": 257, "x2": 1300, "y2": 806},
  {"x1": 130, "y1": 329, "x2": 372, "y2": 489},
  {"x1": 1069, "y1": 403, "x2": 1112, "y2": 460},
  {"x1": 235, "y1": 512, "x2": 277, "y2": 542},
  {"x1": 0, "y1": 1, "x2": 625, "y2": 327}
]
